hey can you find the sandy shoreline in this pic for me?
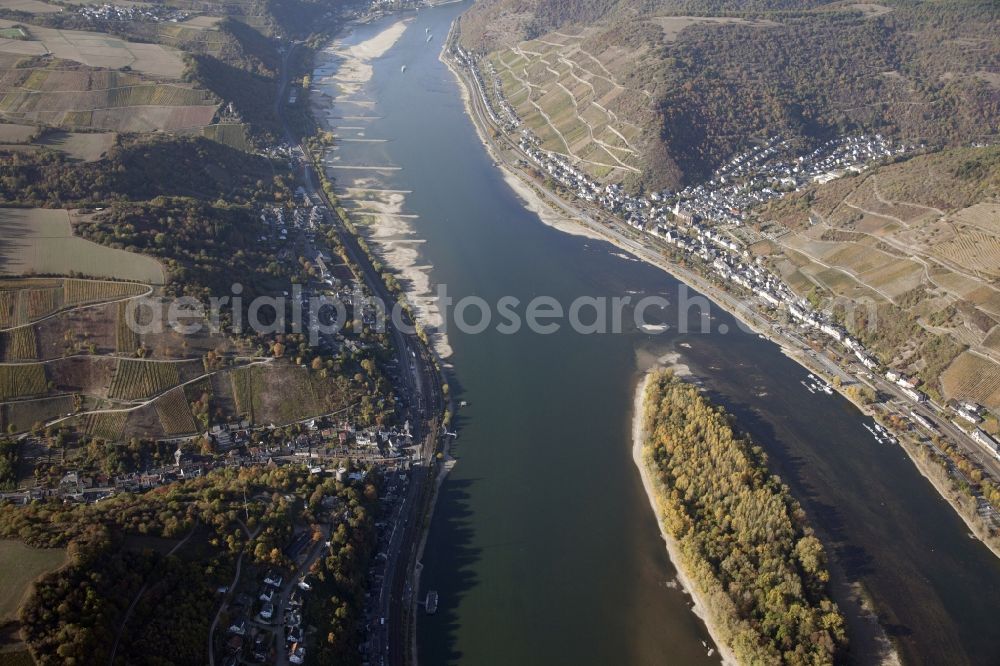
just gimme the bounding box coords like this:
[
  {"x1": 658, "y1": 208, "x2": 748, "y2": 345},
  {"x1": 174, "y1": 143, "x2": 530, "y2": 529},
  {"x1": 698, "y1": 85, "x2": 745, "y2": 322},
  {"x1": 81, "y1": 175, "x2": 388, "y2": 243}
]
[
  {"x1": 631, "y1": 370, "x2": 738, "y2": 666},
  {"x1": 313, "y1": 19, "x2": 455, "y2": 361},
  {"x1": 439, "y1": 26, "x2": 1000, "y2": 576}
]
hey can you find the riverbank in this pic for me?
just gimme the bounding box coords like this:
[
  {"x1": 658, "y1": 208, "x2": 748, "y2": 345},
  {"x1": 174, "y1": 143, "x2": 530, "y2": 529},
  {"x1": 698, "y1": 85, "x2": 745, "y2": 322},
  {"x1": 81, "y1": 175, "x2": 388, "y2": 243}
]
[
  {"x1": 312, "y1": 18, "x2": 456, "y2": 361},
  {"x1": 439, "y1": 27, "x2": 1000, "y2": 569}
]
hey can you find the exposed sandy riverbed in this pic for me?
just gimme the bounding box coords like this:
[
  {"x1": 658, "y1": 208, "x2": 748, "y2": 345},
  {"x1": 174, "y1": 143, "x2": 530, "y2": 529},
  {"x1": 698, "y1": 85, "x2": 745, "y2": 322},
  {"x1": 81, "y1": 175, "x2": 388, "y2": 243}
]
[
  {"x1": 312, "y1": 19, "x2": 455, "y2": 360},
  {"x1": 631, "y1": 369, "x2": 738, "y2": 666}
]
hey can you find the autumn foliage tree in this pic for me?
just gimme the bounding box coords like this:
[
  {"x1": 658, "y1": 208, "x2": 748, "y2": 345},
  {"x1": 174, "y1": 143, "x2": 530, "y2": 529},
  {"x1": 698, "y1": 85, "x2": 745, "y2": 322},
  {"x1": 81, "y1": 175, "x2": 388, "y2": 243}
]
[{"x1": 642, "y1": 371, "x2": 846, "y2": 664}]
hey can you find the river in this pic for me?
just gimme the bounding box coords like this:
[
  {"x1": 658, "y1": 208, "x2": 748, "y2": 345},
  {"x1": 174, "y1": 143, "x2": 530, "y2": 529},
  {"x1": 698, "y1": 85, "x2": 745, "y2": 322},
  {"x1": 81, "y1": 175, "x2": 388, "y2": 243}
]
[{"x1": 314, "y1": 4, "x2": 1000, "y2": 664}]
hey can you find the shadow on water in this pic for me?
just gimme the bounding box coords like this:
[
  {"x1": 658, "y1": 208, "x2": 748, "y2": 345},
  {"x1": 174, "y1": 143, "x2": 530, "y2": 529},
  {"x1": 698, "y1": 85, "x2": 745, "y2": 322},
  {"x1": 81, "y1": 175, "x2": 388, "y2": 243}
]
[
  {"x1": 418, "y1": 477, "x2": 482, "y2": 665},
  {"x1": 701, "y1": 386, "x2": 876, "y2": 579},
  {"x1": 696, "y1": 384, "x2": 888, "y2": 663},
  {"x1": 330, "y1": 3, "x2": 1000, "y2": 665}
]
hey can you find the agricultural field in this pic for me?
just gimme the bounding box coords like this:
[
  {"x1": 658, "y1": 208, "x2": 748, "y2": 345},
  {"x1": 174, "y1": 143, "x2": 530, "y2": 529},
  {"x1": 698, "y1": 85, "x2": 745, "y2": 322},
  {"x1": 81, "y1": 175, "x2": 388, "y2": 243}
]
[
  {"x1": 0, "y1": 0, "x2": 60, "y2": 13},
  {"x1": 0, "y1": 281, "x2": 61, "y2": 329},
  {"x1": 759, "y1": 146, "x2": 1000, "y2": 404},
  {"x1": 985, "y1": 327, "x2": 1000, "y2": 355},
  {"x1": 0, "y1": 326, "x2": 37, "y2": 360},
  {"x1": 153, "y1": 16, "x2": 227, "y2": 51},
  {"x1": 62, "y1": 278, "x2": 147, "y2": 307},
  {"x1": 0, "y1": 540, "x2": 66, "y2": 622},
  {"x1": 941, "y1": 352, "x2": 1000, "y2": 413},
  {"x1": 0, "y1": 122, "x2": 35, "y2": 142},
  {"x1": 230, "y1": 364, "x2": 254, "y2": 421},
  {"x1": 133, "y1": 298, "x2": 232, "y2": 359},
  {"x1": 649, "y1": 15, "x2": 779, "y2": 41},
  {"x1": 46, "y1": 355, "x2": 116, "y2": 395},
  {"x1": 0, "y1": 61, "x2": 218, "y2": 131},
  {"x1": 0, "y1": 394, "x2": 73, "y2": 433},
  {"x1": 34, "y1": 302, "x2": 117, "y2": 359},
  {"x1": 81, "y1": 105, "x2": 217, "y2": 132},
  {"x1": 153, "y1": 386, "x2": 196, "y2": 435},
  {"x1": 0, "y1": 363, "x2": 46, "y2": 400},
  {"x1": 489, "y1": 29, "x2": 650, "y2": 183},
  {"x1": 0, "y1": 209, "x2": 166, "y2": 284},
  {"x1": 249, "y1": 363, "x2": 350, "y2": 426},
  {"x1": 208, "y1": 369, "x2": 236, "y2": 422},
  {"x1": 200, "y1": 123, "x2": 251, "y2": 151},
  {"x1": 80, "y1": 409, "x2": 128, "y2": 440},
  {"x1": 34, "y1": 130, "x2": 115, "y2": 161},
  {"x1": 0, "y1": 278, "x2": 149, "y2": 336},
  {"x1": 106, "y1": 358, "x2": 181, "y2": 400},
  {"x1": 0, "y1": 20, "x2": 186, "y2": 78}
]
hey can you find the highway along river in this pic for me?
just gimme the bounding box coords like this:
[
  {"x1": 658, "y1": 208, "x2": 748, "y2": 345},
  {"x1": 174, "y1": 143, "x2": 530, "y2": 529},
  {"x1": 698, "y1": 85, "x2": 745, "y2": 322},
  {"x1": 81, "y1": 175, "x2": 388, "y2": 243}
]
[{"x1": 314, "y1": 3, "x2": 1000, "y2": 664}]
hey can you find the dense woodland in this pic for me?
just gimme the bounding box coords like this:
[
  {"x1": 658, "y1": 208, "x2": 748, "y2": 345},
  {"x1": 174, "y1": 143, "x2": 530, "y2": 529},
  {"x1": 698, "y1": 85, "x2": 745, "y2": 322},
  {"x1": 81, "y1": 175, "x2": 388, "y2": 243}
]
[
  {"x1": 78, "y1": 197, "x2": 288, "y2": 298},
  {"x1": 2, "y1": 466, "x2": 377, "y2": 665},
  {"x1": 0, "y1": 136, "x2": 281, "y2": 207},
  {"x1": 642, "y1": 371, "x2": 846, "y2": 665},
  {"x1": 0, "y1": 437, "x2": 19, "y2": 490},
  {"x1": 302, "y1": 480, "x2": 377, "y2": 663}
]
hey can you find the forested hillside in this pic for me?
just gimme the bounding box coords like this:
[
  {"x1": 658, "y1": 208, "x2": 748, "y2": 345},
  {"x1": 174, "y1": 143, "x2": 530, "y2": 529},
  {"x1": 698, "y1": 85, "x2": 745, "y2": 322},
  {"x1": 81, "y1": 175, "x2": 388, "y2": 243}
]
[{"x1": 462, "y1": 0, "x2": 1000, "y2": 187}]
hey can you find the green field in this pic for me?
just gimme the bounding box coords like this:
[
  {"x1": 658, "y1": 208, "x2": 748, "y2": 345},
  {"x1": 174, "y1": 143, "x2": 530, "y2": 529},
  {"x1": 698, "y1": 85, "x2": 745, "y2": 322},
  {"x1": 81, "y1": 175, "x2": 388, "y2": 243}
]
[{"x1": 0, "y1": 540, "x2": 66, "y2": 621}]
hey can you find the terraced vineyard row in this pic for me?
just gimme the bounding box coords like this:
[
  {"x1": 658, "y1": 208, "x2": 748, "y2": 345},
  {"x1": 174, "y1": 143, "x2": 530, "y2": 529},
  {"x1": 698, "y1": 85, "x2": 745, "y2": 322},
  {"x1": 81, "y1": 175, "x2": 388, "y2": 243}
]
[
  {"x1": 1, "y1": 85, "x2": 213, "y2": 115},
  {"x1": 0, "y1": 364, "x2": 47, "y2": 401},
  {"x1": 231, "y1": 366, "x2": 255, "y2": 422},
  {"x1": 154, "y1": 387, "x2": 197, "y2": 435},
  {"x1": 107, "y1": 359, "x2": 180, "y2": 400},
  {"x1": 115, "y1": 301, "x2": 140, "y2": 354},
  {"x1": 63, "y1": 279, "x2": 147, "y2": 307},
  {"x1": 1, "y1": 327, "x2": 38, "y2": 361},
  {"x1": 1, "y1": 279, "x2": 148, "y2": 329},
  {"x1": 0, "y1": 291, "x2": 11, "y2": 329},
  {"x1": 23, "y1": 287, "x2": 62, "y2": 321},
  {"x1": 942, "y1": 352, "x2": 1000, "y2": 412},
  {"x1": 0, "y1": 284, "x2": 63, "y2": 328},
  {"x1": 0, "y1": 395, "x2": 73, "y2": 435},
  {"x1": 19, "y1": 69, "x2": 146, "y2": 92},
  {"x1": 82, "y1": 411, "x2": 128, "y2": 442},
  {"x1": 105, "y1": 84, "x2": 212, "y2": 107}
]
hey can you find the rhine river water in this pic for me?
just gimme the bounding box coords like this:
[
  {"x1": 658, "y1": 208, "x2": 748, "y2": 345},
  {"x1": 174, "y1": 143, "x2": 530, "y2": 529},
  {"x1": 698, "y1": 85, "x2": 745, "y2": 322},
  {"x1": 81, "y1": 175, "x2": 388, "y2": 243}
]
[{"x1": 317, "y1": 4, "x2": 1000, "y2": 664}]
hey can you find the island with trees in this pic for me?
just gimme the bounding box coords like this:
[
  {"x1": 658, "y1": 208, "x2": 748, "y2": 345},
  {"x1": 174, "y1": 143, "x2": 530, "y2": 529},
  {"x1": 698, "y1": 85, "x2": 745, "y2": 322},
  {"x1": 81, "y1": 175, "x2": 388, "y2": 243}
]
[{"x1": 638, "y1": 369, "x2": 846, "y2": 665}]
